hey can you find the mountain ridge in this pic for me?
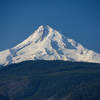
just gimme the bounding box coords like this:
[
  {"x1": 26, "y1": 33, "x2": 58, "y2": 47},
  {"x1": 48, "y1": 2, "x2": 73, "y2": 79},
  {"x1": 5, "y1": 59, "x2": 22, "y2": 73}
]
[{"x1": 0, "y1": 25, "x2": 100, "y2": 66}]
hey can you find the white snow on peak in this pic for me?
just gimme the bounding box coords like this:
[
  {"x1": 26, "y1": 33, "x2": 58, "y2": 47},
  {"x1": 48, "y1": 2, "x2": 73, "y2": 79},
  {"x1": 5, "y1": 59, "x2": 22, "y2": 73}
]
[{"x1": 0, "y1": 25, "x2": 100, "y2": 66}]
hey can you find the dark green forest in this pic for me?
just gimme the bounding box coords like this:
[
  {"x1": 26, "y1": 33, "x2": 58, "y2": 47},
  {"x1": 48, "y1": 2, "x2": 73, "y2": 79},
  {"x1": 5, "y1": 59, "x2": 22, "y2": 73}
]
[{"x1": 0, "y1": 60, "x2": 100, "y2": 100}]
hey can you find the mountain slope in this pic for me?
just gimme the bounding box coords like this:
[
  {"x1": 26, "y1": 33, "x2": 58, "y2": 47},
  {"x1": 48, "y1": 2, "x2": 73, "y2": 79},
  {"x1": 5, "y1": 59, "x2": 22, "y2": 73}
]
[{"x1": 0, "y1": 25, "x2": 100, "y2": 66}]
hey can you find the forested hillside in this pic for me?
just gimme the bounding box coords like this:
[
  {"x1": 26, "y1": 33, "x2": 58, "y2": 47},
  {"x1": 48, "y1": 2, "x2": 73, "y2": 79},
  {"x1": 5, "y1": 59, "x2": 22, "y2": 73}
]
[{"x1": 0, "y1": 60, "x2": 100, "y2": 100}]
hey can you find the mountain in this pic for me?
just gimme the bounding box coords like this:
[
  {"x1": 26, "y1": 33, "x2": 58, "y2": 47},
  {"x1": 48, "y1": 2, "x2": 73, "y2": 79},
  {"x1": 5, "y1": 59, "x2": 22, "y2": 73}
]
[
  {"x1": 0, "y1": 60, "x2": 100, "y2": 100},
  {"x1": 0, "y1": 25, "x2": 100, "y2": 66}
]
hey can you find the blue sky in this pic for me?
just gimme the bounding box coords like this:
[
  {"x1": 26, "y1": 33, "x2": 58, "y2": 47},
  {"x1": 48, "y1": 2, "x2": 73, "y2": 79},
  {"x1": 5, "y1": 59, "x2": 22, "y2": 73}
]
[{"x1": 0, "y1": 0, "x2": 100, "y2": 53}]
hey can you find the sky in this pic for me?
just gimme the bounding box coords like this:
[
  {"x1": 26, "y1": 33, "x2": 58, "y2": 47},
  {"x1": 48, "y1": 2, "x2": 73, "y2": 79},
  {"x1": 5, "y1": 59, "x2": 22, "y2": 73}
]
[{"x1": 0, "y1": 0, "x2": 100, "y2": 53}]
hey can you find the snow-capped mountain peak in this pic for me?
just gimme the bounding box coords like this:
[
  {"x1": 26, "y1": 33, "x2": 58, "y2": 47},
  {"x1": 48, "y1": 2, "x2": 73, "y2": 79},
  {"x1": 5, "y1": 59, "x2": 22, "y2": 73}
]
[{"x1": 0, "y1": 25, "x2": 100, "y2": 66}]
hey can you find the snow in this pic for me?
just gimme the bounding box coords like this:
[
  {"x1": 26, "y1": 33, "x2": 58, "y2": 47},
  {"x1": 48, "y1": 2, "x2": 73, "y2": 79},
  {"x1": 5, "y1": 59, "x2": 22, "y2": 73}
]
[{"x1": 0, "y1": 25, "x2": 100, "y2": 66}]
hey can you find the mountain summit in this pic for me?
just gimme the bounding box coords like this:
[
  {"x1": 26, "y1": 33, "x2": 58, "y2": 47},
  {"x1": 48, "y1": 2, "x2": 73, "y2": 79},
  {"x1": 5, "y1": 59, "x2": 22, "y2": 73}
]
[{"x1": 0, "y1": 25, "x2": 100, "y2": 66}]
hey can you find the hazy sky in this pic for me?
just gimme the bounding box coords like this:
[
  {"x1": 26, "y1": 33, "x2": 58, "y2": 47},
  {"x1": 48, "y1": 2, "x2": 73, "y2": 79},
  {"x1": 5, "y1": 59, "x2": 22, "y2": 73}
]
[{"x1": 0, "y1": 0, "x2": 100, "y2": 53}]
